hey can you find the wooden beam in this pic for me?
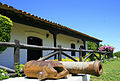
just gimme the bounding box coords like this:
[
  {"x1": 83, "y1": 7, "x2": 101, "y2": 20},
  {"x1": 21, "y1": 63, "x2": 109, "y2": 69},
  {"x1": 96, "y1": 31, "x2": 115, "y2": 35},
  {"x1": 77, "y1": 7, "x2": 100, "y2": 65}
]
[
  {"x1": 0, "y1": 65, "x2": 15, "y2": 73},
  {"x1": 8, "y1": 73, "x2": 17, "y2": 77},
  {"x1": 8, "y1": 73, "x2": 25, "y2": 77},
  {"x1": 14, "y1": 40, "x2": 20, "y2": 71},
  {"x1": 53, "y1": 34, "x2": 57, "y2": 47},
  {"x1": 0, "y1": 41, "x2": 110, "y2": 53},
  {"x1": 53, "y1": 33, "x2": 57, "y2": 59},
  {"x1": 62, "y1": 52, "x2": 78, "y2": 62},
  {"x1": 49, "y1": 28, "x2": 59, "y2": 59},
  {"x1": 58, "y1": 45, "x2": 62, "y2": 61},
  {"x1": 83, "y1": 53, "x2": 93, "y2": 62},
  {"x1": 82, "y1": 39, "x2": 87, "y2": 56},
  {"x1": 79, "y1": 48, "x2": 82, "y2": 61},
  {"x1": 94, "y1": 54, "x2": 100, "y2": 60},
  {"x1": 38, "y1": 51, "x2": 59, "y2": 61},
  {"x1": 101, "y1": 53, "x2": 107, "y2": 60}
]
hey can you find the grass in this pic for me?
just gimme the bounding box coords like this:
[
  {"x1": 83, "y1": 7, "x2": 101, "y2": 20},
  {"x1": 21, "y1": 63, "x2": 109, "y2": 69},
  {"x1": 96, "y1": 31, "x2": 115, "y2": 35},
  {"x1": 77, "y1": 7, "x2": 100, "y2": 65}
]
[{"x1": 91, "y1": 58, "x2": 120, "y2": 81}]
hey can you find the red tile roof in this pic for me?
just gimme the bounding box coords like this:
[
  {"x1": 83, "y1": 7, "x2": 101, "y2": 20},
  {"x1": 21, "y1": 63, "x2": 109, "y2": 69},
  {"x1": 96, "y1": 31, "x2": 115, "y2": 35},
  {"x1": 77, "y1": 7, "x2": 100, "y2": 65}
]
[{"x1": 0, "y1": 2, "x2": 102, "y2": 42}]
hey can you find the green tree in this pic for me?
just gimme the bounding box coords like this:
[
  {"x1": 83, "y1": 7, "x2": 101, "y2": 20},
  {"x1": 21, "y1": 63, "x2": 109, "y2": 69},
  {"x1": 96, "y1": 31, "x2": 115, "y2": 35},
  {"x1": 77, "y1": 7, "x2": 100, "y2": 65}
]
[
  {"x1": 113, "y1": 51, "x2": 120, "y2": 58},
  {"x1": 0, "y1": 14, "x2": 13, "y2": 53},
  {"x1": 87, "y1": 41, "x2": 97, "y2": 50},
  {"x1": 99, "y1": 44, "x2": 103, "y2": 48}
]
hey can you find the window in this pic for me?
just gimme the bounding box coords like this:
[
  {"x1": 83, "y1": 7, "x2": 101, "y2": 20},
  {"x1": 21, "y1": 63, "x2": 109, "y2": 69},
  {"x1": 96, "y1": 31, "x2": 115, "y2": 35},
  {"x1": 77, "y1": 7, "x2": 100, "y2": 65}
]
[
  {"x1": 27, "y1": 36, "x2": 43, "y2": 61},
  {"x1": 79, "y1": 45, "x2": 84, "y2": 49},
  {"x1": 71, "y1": 43, "x2": 75, "y2": 56}
]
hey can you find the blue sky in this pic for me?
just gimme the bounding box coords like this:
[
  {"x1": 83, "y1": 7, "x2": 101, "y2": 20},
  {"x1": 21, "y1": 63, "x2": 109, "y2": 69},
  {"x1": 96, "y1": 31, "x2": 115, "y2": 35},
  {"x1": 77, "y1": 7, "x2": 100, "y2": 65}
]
[{"x1": 0, "y1": 0, "x2": 120, "y2": 52}]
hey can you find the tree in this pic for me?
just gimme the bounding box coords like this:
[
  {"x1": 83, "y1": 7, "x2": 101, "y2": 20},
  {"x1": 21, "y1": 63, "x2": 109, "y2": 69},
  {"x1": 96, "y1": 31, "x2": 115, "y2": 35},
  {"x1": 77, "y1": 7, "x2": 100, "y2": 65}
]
[
  {"x1": 0, "y1": 14, "x2": 13, "y2": 53},
  {"x1": 87, "y1": 41, "x2": 97, "y2": 50},
  {"x1": 114, "y1": 51, "x2": 120, "y2": 58}
]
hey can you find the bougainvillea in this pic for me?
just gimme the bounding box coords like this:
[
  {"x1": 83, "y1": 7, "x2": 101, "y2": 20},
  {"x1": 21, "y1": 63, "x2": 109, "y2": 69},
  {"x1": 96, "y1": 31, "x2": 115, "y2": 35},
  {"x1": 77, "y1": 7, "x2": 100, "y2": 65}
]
[
  {"x1": 98, "y1": 46, "x2": 114, "y2": 52},
  {"x1": 0, "y1": 14, "x2": 13, "y2": 53}
]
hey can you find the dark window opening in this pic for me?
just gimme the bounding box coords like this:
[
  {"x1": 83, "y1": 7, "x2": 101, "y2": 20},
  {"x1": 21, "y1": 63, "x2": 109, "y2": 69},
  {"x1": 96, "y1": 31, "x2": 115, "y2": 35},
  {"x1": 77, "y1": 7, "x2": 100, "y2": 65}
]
[
  {"x1": 80, "y1": 46, "x2": 84, "y2": 49},
  {"x1": 71, "y1": 43, "x2": 75, "y2": 56},
  {"x1": 27, "y1": 36, "x2": 42, "y2": 61}
]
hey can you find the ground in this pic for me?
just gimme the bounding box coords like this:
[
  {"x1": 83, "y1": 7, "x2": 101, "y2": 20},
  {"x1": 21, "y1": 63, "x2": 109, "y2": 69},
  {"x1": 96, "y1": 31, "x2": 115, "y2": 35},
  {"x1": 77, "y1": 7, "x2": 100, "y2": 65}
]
[{"x1": 91, "y1": 58, "x2": 120, "y2": 81}]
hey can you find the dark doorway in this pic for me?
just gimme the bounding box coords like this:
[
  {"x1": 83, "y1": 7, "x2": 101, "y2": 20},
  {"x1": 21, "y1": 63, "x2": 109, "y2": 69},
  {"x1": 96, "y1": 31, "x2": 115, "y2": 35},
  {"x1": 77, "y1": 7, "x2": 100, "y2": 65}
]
[
  {"x1": 71, "y1": 43, "x2": 75, "y2": 56},
  {"x1": 27, "y1": 36, "x2": 42, "y2": 61}
]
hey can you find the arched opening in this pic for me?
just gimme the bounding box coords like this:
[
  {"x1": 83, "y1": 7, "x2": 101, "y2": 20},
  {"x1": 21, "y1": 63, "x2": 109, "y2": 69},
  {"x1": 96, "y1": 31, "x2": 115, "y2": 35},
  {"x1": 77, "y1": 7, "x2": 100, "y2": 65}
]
[
  {"x1": 71, "y1": 43, "x2": 75, "y2": 56},
  {"x1": 27, "y1": 36, "x2": 43, "y2": 61}
]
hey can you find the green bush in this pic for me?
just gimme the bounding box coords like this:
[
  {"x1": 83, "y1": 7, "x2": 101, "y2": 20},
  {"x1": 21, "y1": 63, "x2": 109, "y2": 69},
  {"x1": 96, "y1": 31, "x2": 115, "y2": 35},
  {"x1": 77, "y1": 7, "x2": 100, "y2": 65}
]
[
  {"x1": 15, "y1": 63, "x2": 24, "y2": 77},
  {"x1": 114, "y1": 51, "x2": 120, "y2": 58},
  {"x1": 87, "y1": 41, "x2": 97, "y2": 50},
  {"x1": 0, "y1": 14, "x2": 13, "y2": 53},
  {"x1": 0, "y1": 69, "x2": 9, "y2": 80}
]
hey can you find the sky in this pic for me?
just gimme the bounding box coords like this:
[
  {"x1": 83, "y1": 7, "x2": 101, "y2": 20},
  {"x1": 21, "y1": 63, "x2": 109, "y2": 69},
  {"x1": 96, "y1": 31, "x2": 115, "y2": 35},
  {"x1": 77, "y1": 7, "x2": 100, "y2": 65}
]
[{"x1": 0, "y1": 0, "x2": 120, "y2": 52}]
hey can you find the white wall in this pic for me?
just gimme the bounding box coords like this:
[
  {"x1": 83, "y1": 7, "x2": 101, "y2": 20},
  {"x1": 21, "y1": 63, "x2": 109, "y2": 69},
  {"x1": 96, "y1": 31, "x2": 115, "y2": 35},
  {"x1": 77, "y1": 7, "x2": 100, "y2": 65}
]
[
  {"x1": 0, "y1": 22, "x2": 84, "y2": 69},
  {"x1": 57, "y1": 34, "x2": 83, "y2": 58}
]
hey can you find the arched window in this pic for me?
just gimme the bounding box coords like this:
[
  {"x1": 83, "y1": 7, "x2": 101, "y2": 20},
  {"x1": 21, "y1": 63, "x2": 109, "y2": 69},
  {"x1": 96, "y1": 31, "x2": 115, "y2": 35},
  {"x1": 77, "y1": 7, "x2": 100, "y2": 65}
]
[
  {"x1": 79, "y1": 45, "x2": 84, "y2": 49},
  {"x1": 71, "y1": 43, "x2": 75, "y2": 56}
]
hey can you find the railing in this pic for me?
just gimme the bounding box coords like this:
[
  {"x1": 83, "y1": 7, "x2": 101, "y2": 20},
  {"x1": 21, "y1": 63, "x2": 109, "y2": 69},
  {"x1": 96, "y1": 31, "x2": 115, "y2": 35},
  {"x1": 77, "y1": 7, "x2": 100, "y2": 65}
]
[{"x1": 0, "y1": 40, "x2": 112, "y2": 71}]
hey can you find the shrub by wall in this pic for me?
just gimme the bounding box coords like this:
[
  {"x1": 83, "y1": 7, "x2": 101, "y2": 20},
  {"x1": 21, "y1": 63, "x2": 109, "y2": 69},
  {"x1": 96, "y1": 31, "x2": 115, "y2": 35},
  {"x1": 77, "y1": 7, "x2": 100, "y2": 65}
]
[{"x1": 0, "y1": 14, "x2": 13, "y2": 53}]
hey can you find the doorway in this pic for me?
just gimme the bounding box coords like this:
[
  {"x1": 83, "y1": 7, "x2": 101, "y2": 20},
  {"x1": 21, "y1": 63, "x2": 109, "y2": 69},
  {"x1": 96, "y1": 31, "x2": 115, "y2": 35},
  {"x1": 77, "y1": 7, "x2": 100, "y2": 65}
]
[
  {"x1": 27, "y1": 36, "x2": 43, "y2": 61},
  {"x1": 71, "y1": 43, "x2": 75, "y2": 56}
]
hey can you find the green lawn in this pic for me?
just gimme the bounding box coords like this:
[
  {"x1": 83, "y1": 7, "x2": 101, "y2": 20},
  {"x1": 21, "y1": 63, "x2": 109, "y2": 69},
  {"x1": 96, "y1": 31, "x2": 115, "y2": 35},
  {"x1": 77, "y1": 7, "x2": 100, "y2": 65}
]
[{"x1": 91, "y1": 58, "x2": 120, "y2": 81}]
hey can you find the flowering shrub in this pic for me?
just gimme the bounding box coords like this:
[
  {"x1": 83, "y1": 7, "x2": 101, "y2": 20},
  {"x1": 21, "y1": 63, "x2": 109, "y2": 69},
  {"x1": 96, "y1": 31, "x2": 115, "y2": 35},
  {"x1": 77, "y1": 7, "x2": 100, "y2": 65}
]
[
  {"x1": 98, "y1": 46, "x2": 114, "y2": 52},
  {"x1": 53, "y1": 56, "x2": 91, "y2": 62}
]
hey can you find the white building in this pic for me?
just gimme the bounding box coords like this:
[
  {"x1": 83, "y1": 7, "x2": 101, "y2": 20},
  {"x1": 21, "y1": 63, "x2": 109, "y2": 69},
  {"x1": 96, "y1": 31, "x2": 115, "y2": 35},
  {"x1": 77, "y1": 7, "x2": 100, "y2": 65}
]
[{"x1": 0, "y1": 3, "x2": 102, "y2": 69}]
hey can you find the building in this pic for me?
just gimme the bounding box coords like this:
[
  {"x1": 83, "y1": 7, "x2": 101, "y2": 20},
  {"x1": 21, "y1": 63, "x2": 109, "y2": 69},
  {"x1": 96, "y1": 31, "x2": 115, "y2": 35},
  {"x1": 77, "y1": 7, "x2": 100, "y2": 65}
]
[{"x1": 0, "y1": 3, "x2": 102, "y2": 69}]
